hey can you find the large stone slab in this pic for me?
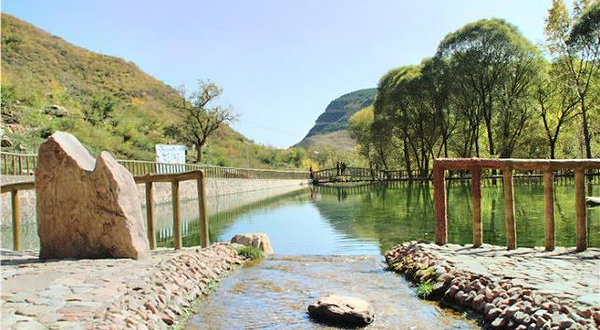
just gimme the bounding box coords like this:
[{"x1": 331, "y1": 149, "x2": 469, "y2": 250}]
[{"x1": 35, "y1": 131, "x2": 149, "y2": 260}]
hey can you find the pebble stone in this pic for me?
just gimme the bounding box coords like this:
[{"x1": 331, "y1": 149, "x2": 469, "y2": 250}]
[
  {"x1": 385, "y1": 242, "x2": 600, "y2": 330},
  {"x1": 1, "y1": 243, "x2": 246, "y2": 329}
]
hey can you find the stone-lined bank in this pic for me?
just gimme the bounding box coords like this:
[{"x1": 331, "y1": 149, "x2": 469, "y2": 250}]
[
  {"x1": 1, "y1": 243, "x2": 247, "y2": 330},
  {"x1": 385, "y1": 242, "x2": 600, "y2": 330}
]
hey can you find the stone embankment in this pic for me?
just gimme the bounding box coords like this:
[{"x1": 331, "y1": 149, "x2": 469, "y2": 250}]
[
  {"x1": 1, "y1": 243, "x2": 246, "y2": 330},
  {"x1": 385, "y1": 242, "x2": 600, "y2": 330}
]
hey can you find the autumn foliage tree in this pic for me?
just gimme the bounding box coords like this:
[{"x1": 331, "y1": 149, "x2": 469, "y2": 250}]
[{"x1": 166, "y1": 80, "x2": 237, "y2": 163}]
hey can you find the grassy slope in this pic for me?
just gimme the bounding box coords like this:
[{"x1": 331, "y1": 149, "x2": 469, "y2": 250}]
[
  {"x1": 296, "y1": 88, "x2": 376, "y2": 150},
  {"x1": 0, "y1": 14, "x2": 304, "y2": 169}
]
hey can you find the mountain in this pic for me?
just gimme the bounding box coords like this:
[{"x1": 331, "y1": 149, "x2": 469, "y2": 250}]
[
  {"x1": 295, "y1": 88, "x2": 376, "y2": 150},
  {"x1": 0, "y1": 13, "x2": 303, "y2": 169}
]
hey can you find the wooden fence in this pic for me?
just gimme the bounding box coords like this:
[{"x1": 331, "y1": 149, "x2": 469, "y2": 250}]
[
  {"x1": 0, "y1": 170, "x2": 209, "y2": 251},
  {"x1": 0, "y1": 152, "x2": 307, "y2": 180},
  {"x1": 433, "y1": 158, "x2": 600, "y2": 252}
]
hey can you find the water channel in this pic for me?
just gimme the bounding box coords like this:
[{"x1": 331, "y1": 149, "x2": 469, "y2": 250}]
[{"x1": 182, "y1": 180, "x2": 598, "y2": 329}]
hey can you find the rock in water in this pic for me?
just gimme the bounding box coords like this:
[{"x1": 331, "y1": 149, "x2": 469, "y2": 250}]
[
  {"x1": 35, "y1": 131, "x2": 149, "y2": 260},
  {"x1": 308, "y1": 295, "x2": 374, "y2": 327},
  {"x1": 231, "y1": 233, "x2": 274, "y2": 254}
]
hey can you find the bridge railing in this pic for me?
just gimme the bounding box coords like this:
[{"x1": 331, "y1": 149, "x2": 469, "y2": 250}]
[
  {"x1": 312, "y1": 167, "x2": 430, "y2": 182},
  {"x1": 0, "y1": 152, "x2": 307, "y2": 180},
  {"x1": 433, "y1": 158, "x2": 600, "y2": 252}
]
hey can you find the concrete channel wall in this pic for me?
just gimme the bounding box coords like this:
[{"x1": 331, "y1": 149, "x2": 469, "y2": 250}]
[{"x1": 0, "y1": 175, "x2": 308, "y2": 227}]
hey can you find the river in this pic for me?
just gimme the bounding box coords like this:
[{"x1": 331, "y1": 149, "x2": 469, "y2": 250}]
[{"x1": 181, "y1": 180, "x2": 598, "y2": 329}]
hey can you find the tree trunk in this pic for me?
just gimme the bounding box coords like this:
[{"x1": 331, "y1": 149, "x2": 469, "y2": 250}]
[
  {"x1": 195, "y1": 144, "x2": 203, "y2": 163},
  {"x1": 403, "y1": 138, "x2": 412, "y2": 179},
  {"x1": 581, "y1": 98, "x2": 592, "y2": 159}
]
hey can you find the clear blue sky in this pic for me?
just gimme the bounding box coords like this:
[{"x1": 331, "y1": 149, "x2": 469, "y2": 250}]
[{"x1": 2, "y1": 0, "x2": 552, "y2": 148}]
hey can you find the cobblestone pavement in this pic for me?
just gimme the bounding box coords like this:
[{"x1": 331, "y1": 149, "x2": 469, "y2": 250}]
[
  {"x1": 386, "y1": 242, "x2": 600, "y2": 329},
  {"x1": 1, "y1": 244, "x2": 244, "y2": 330},
  {"x1": 425, "y1": 244, "x2": 600, "y2": 310}
]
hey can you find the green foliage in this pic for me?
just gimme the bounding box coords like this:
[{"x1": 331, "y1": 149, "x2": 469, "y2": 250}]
[
  {"x1": 235, "y1": 245, "x2": 264, "y2": 260},
  {"x1": 83, "y1": 95, "x2": 116, "y2": 125},
  {"x1": 351, "y1": 14, "x2": 597, "y2": 173},
  {"x1": 543, "y1": 0, "x2": 599, "y2": 159},
  {"x1": 415, "y1": 282, "x2": 434, "y2": 299},
  {"x1": 169, "y1": 81, "x2": 238, "y2": 163},
  {"x1": 569, "y1": 1, "x2": 600, "y2": 50}
]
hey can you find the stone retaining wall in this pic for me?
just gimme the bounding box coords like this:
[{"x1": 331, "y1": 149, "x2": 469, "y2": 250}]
[{"x1": 385, "y1": 242, "x2": 600, "y2": 330}]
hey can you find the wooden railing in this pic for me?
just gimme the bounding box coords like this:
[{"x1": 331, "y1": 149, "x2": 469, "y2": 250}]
[
  {"x1": 119, "y1": 159, "x2": 307, "y2": 179},
  {"x1": 134, "y1": 170, "x2": 209, "y2": 250},
  {"x1": 0, "y1": 152, "x2": 37, "y2": 175},
  {"x1": 0, "y1": 181, "x2": 35, "y2": 250},
  {"x1": 312, "y1": 167, "x2": 429, "y2": 182},
  {"x1": 0, "y1": 171, "x2": 209, "y2": 251},
  {"x1": 433, "y1": 158, "x2": 600, "y2": 252},
  {"x1": 0, "y1": 152, "x2": 308, "y2": 179}
]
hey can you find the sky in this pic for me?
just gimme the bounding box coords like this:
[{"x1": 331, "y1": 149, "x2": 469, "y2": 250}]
[{"x1": 2, "y1": 0, "x2": 553, "y2": 148}]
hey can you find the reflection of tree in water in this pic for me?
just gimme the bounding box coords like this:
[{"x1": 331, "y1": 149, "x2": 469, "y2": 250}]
[
  {"x1": 312, "y1": 179, "x2": 600, "y2": 251},
  {"x1": 312, "y1": 182, "x2": 437, "y2": 254}
]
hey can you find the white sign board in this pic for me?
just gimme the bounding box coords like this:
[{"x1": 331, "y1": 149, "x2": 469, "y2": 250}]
[{"x1": 155, "y1": 145, "x2": 186, "y2": 173}]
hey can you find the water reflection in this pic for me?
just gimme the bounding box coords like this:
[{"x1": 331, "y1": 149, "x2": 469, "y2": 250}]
[{"x1": 3, "y1": 179, "x2": 599, "y2": 253}]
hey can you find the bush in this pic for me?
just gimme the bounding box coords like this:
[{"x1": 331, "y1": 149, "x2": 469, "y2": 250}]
[
  {"x1": 415, "y1": 282, "x2": 434, "y2": 299},
  {"x1": 235, "y1": 245, "x2": 263, "y2": 260}
]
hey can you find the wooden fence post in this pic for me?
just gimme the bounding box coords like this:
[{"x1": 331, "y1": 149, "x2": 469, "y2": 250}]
[
  {"x1": 172, "y1": 180, "x2": 182, "y2": 249},
  {"x1": 11, "y1": 189, "x2": 20, "y2": 250},
  {"x1": 574, "y1": 168, "x2": 587, "y2": 252},
  {"x1": 197, "y1": 171, "x2": 209, "y2": 248},
  {"x1": 434, "y1": 162, "x2": 448, "y2": 245},
  {"x1": 503, "y1": 167, "x2": 517, "y2": 250},
  {"x1": 145, "y1": 181, "x2": 156, "y2": 250},
  {"x1": 471, "y1": 166, "x2": 482, "y2": 247},
  {"x1": 544, "y1": 170, "x2": 555, "y2": 251}
]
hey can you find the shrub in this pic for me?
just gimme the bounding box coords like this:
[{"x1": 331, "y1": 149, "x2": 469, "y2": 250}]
[{"x1": 235, "y1": 245, "x2": 263, "y2": 260}]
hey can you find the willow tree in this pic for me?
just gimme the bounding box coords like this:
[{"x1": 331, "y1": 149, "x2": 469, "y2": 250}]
[
  {"x1": 546, "y1": 0, "x2": 599, "y2": 158},
  {"x1": 436, "y1": 19, "x2": 543, "y2": 158},
  {"x1": 166, "y1": 80, "x2": 237, "y2": 163}
]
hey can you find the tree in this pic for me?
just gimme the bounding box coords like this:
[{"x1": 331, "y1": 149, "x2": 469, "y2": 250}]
[
  {"x1": 437, "y1": 19, "x2": 543, "y2": 158},
  {"x1": 545, "y1": 0, "x2": 599, "y2": 158},
  {"x1": 535, "y1": 61, "x2": 579, "y2": 158},
  {"x1": 569, "y1": 0, "x2": 600, "y2": 69},
  {"x1": 168, "y1": 80, "x2": 237, "y2": 163}
]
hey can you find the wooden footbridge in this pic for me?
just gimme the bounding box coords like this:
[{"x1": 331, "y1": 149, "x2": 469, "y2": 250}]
[{"x1": 311, "y1": 167, "x2": 426, "y2": 184}]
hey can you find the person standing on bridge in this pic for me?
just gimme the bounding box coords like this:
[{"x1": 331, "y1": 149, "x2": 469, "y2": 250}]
[
  {"x1": 309, "y1": 166, "x2": 314, "y2": 180},
  {"x1": 341, "y1": 162, "x2": 347, "y2": 175}
]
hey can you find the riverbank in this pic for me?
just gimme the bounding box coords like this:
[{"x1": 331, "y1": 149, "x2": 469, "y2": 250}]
[
  {"x1": 1, "y1": 243, "x2": 246, "y2": 330},
  {"x1": 385, "y1": 242, "x2": 600, "y2": 329}
]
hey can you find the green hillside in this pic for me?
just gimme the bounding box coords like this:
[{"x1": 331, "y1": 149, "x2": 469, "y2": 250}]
[
  {"x1": 0, "y1": 14, "x2": 305, "y2": 169},
  {"x1": 295, "y1": 88, "x2": 375, "y2": 150}
]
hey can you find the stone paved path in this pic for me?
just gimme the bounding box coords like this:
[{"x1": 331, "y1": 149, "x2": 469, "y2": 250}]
[
  {"x1": 1, "y1": 244, "x2": 243, "y2": 330},
  {"x1": 423, "y1": 244, "x2": 600, "y2": 310}
]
